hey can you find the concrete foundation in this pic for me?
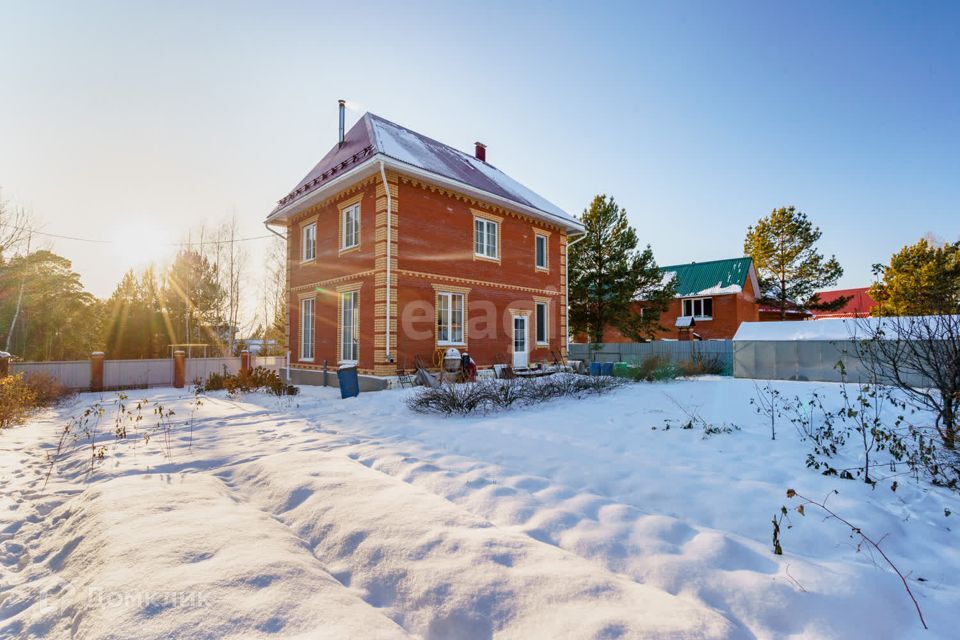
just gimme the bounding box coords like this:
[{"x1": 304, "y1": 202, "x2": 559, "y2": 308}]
[{"x1": 283, "y1": 367, "x2": 389, "y2": 392}]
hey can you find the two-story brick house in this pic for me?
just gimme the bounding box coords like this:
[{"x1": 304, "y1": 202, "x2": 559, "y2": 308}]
[{"x1": 264, "y1": 106, "x2": 584, "y2": 380}]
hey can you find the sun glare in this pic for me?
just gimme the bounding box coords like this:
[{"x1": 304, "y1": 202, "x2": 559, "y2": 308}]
[{"x1": 108, "y1": 220, "x2": 177, "y2": 270}]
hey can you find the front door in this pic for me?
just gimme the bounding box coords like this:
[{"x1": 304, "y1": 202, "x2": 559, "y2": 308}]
[{"x1": 512, "y1": 315, "x2": 528, "y2": 368}]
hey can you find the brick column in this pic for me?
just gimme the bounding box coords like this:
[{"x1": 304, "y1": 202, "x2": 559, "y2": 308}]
[
  {"x1": 240, "y1": 350, "x2": 251, "y2": 375},
  {"x1": 374, "y1": 172, "x2": 399, "y2": 376},
  {"x1": 90, "y1": 352, "x2": 105, "y2": 391},
  {"x1": 173, "y1": 350, "x2": 186, "y2": 388},
  {"x1": 559, "y1": 234, "x2": 569, "y2": 358},
  {"x1": 0, "y1": 352, "x2": 10, "y2": 378}
]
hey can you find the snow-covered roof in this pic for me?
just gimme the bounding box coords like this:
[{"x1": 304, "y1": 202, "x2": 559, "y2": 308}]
[
  {"x1": 268, "y1": 113, "x2": 582, "y2": 232},
  {"x1": 733, "y1": 315, "x2": 960, "y2": 341}
]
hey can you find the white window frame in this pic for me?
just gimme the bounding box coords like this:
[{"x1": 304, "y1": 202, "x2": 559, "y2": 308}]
[
  {"x1": 436, "y1": 292, "x2": 466, "y2": 345},
  {"x1": 535, "y1": 301, "x2": 548, "y2": 344},
  {"x1": 535, "y1": 234, "x2": 548, "y2": 270},
  {"x1": 341, "y1": 203, "x2": 360, "y2": 251},
  {"x1": 300, "y1": 297, "x2": 315, "y2": 362},
  {"x1": 301, "y1": 222, "x2": 316, "y2": 262},
  {"x1": 682, "y1": 297, "x2": 713, "y2": 320},
  {"x1": 474, "y1": 217, "x2": 499, "y2": 260},
  {"x1": 340, "y1": 290, "x2": 359, "y2": 363}
]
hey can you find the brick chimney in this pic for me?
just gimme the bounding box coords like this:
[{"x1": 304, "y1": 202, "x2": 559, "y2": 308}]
[{"x1": 474, "y1": 142, "x2": 486, "y2": 162}]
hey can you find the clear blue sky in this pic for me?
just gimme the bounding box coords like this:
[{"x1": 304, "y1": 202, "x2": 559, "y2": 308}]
[{"x1": 1, "y1": 0, "x2": 957, "y2": 297}]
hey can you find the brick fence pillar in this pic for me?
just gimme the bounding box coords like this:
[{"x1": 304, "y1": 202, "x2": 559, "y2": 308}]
[
  {"x1": 173, "y1": 350, "x2": 186, "y2": 389},
  {"x1": 90, "y1": 352, "x2": 105, "y2": 391},
  {"x1": 0, "y1": 352, "x2": 10, "y2": 378},
  {"x1": 240, "y1": 350, "x2": 251, "y2": 376}
]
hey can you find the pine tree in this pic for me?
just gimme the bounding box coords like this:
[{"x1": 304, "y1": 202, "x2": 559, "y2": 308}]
[
  {"x1": 162, "y1": 250, "x2": 225, "y2": 350},
  {"x1": 616, "y1": 246, "x2": 675, "y2": 341},
  {"x1": 569, "y1": 195, "x2": 674, "y2": 343},
  {"x1": 869, "y1": 237, "x2": 960, "y2": 316},
  {"x1": 0, "y1": 250, "x2": 101, "y2": 360},
  {"x1": 102, "y1": 267, "x2": 169, "y2": 359},
  {"x1": 744, "y1": 206, "x2": 847, "y2": 319}
]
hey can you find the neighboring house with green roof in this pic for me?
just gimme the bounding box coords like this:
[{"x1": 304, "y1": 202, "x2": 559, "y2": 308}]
[{"x1": 596, "y1": 257, "x2": 766, "y2": 342}]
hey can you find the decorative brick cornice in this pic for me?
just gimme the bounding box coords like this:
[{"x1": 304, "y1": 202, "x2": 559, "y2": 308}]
[
  {"x1": 399, "y1": 269, "x2": 560, "y2": 296},
  {"x1": 286, "y1": 176, "x2": 378, "y2": 228},
  {"x1": 290, "y1": 270, "x2": 376, "y2": 293},
  {"x1": 398, "y1": 175, "x2": 567, "y2": 234}
]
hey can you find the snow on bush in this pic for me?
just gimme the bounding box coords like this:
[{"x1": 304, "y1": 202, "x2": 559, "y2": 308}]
[{"x1": 406, "y1": 374, "x2": 625, "y2": 415}]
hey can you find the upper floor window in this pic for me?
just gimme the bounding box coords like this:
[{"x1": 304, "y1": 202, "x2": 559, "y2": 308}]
[
  {"x1": 682, "y1": 297, "x2": 713, "y2": 319},
  {"x1": 437, "y1": 292, "x2": 465, "y2": 345},
  {"x1": 535, "y1": 234, "x2": 548, "y2": 270},
  {"x1": 341, "y1": 203, "x2": 360, "y2": 251},
  {"x1": 302, "y1": 222, "x2": 316, "y2": 261},
  {"x1": 474, "y1": 218, "x2": 498, "y2": 260}
]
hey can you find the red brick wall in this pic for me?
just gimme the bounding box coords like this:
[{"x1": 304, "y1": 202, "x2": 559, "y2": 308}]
[
  {"x1": 395, "y1": 275, "x2": 560, "y2": 370},
  {"x1": 284, "y1": 174, "x2": 567, "y2": 373}
]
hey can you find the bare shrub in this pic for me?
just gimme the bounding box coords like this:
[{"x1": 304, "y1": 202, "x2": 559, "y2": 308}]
[
  {"x1": 197, "y1": 366, "x2": 298, "y2": 397},
  {"x1": 24, "y1": 372, "x2": 74, "y2": 406},
  {"x1": 783, "y1": 488, "x2": 927, "y2": 630},
  {"x1": 855, "y1": 314, "x2": 960, "y2": 450},
  {"x1": 407, "y1": 375, "x2": 625, "y2": 415},
  {"x1": 0, "y1": 374, "x2": 36, "y2": 429},
  {"x1": 677, "y1": 352, "x2": 726, "y2": 376}
]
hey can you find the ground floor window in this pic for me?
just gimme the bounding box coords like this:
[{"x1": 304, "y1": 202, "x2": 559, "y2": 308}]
[
  {"x1": 682, "y1": 297, "x2": 713, "y2": 319},
  {"x1": 437, "y1": 292, "x2": 465, "y2": 344},
  {"x1": 535, "y1": 301, "x2": 548, "y2": 344},
  {"x1": 300, "y1": 298, "x2": 315, "y2": 361},
  {"x1": 340, "y1": 290, "x2": 359, "y2": 362}
]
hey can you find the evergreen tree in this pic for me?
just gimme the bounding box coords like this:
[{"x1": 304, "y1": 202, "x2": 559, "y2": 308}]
[
  {"x1": 869, "y1": 237, "x2": 960, "y2": 316},
  {"x1": 744, "y1": 206, "x2": 847, "y2": 319},
  {"x1": 569, "y1": 195, "x2": 674, "y2": 343},
  {"x1": 162, "y1": 250, "x2": 225, "y2": 350},
  {"x1": 0, "y1": 250, "x2": 101, "y2": 360},
  {"x1": 102, "y1": 267, "x2": 168, "y2": 358},
  {"x1": 616, "y1": 247, "x2": 675, "y2": 341}
]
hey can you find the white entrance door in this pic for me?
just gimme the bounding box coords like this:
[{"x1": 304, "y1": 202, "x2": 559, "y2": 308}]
[{"x1": 512, "y1": 315, "x2": 528, "y2": 368}]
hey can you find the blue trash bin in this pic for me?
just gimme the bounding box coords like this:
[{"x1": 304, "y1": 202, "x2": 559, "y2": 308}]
[
  {"x1": 589, "y1": 362, "x2": 602, "y2": 376},
  {"x1": 337, "y1": 366, "x2": 360, "y2": 399},
  {"x1": 600, "y1": 362, "x2": 614, "y2": 376}
]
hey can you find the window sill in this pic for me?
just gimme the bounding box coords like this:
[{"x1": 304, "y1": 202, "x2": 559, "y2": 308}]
[
  {"x1": 535, "y1": 266, "x2": 549, "y2": 273},
  {"x1": 299, "y1": 358, "x2": 314, "y2": 363},
  {"x1": 339, "y1": 244, "x2": 360, "y2": 256},
  {"x1": 473, "y1": 253, "x2": 501, "y2": 264},
  {"x1": 338, "y1": 360, "x2": 358, "y2": 367},
  {"x1": 536, "y1": 341, "x2": 549, "y2": 347},
  {"x1": 692, "y1": 316, "x2": 713, "y2": 321},
  {"x1": 437, "y1": 342, "x2": 467, "y2": 347},
  {"x1": 299, "y1": 258, "x2": 316, "y2": 265}
]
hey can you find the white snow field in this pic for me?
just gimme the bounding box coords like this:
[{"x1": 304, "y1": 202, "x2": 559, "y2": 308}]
[{"x1": 1, "y1": 378, "x2": 958, "y2": 639}]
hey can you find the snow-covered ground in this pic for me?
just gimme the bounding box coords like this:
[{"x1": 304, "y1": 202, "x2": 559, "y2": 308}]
[{"x1": 1, "y1": 378, "x2": 957, "y2": 639}]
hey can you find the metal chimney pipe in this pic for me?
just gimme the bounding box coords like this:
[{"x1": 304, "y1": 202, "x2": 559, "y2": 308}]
[{"x1": 338, "y1": 99, "x2": 346, "y2": 146}]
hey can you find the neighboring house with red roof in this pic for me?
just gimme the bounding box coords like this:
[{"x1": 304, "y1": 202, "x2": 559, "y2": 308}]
[
  {"x1": 757, "y1": 300, "x2": 814, "y2": 322},
  {"x1": 812, "y1": 287, "x2": 877, "y2": 319},
  {"x1": 264, "y1": 103, "x2": 584, "y2": 380}
]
